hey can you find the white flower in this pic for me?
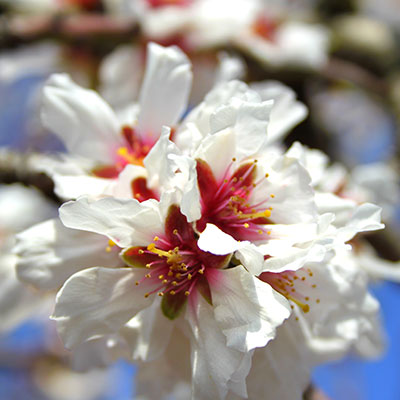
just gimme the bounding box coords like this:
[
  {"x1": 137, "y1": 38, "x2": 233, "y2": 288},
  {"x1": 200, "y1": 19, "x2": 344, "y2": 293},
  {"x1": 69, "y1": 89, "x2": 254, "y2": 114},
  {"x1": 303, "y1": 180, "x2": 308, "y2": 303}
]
[
  {"x1": 40, "y1": 42, "x2": 192, "y2": 199},
  {"x1": 174, "y1": 79, "x2": 307, "y2": 154},
  {"x1": 125, "y1": 0, "x2": 261, "y2": 49},
  {"x1": 0, "y1": 184, "x2": 56, "y2": 334},
  {"x1": 235, "y1": 18, "x2": 330, "y2": 70},
  {"x1": 52, "y1": 194, "x2": 291, "y2": 398},
  {"x1": 99, "y1": 44, "x2": 245, "y2": 109}
]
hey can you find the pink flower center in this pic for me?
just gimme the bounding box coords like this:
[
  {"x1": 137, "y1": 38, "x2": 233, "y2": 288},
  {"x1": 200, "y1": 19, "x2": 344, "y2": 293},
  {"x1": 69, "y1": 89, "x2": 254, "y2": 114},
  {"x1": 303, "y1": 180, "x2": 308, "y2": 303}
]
[
  {"x1": 252, "y1": 15, "x2": 278, "y2": 41},
  {"x1": 91, "y1": 126, "x2": 159, "y2": 201},
  {"x1": 122, "y1": 205, "x2": 229, "y2": 318},
  {"x1": 92, "y1": 126, "x2": 154, "y2": 179},
  {"x1": 196, "y1": 158, "x2": 274, "y2": 241},
  {"x1": 146, "y1": 0, "x2": 193, "y2": 9},
  {"x1": 260, "y1": 268, "x2": 320, "y2": 315}
]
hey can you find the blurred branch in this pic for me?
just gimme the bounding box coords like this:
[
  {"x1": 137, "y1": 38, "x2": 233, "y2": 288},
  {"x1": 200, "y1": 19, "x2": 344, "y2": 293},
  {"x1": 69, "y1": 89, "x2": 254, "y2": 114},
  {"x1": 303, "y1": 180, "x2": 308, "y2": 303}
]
[
  {"x1": 0, "y1": 14, "x2": 138, "y2": 48},
  {"x1": 320, "y1": 57, "x2": 388, "y2": 97},
  {"x1": 303, "y1": 385, "x2": 331, "y2": 400},
  {"x1": 0, "y1": 149, "x2": 60, "y2": 204}
]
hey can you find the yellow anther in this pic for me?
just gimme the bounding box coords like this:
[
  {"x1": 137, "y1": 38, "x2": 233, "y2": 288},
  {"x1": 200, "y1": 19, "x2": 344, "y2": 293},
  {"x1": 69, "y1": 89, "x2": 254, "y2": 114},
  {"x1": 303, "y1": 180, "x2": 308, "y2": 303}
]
[
  {"x1": 175, "y1": 273, "x2": 182, "y2": 278},
  {"x1": 105, "y1": 247, "x2": 112, "y2": 253},
  {"x1": 270, "y1": 194, "x2": 275, "y2": 198},
  {"x1": 153, "y1": 236, "x2": 159, "y2": 241},
  {"x1": 145, "y1": 273, "x2": 151, "y2": 278},
  {"x1": 173, "y1": 229, "x2": 178, "y2": 235},
  {"x1": 232, "y1": 157, "x2": 236, "y2": 162},
  {"x1": 188, "y1": 273, "x2": 192, "y2": 280},
  {"x1": 146, "y1": 264, "x2": 151, "y2": 268},
  {"x1": 138, "y1": 249, "x2": 144, "y2": 254},
  {"x1": 162, "y1": 279, "x2": 168, "y2": 284},
  {"x1": 265, "y1": 173, "x2": 269, "y2": 178},
  {"x1": 158, "y1": 274, "x2": 164, "y2": 279},
  {"x1": 316, "y1": 299, "x2": 320, "y2": 303},
  {"x1": 185, "y1": 291, "x2": 190, "y2": 296},
  {"x1": 170, "y1": 290, "x2": 176, "y2": 295},
  {"x1": 267, "y1": 231, "x2": 271, "y2": 235},
  {"x1": 135, "y1": 281, "x2": 140, "y2": 286},
  {"x1": 117, "y1": 147, "x2": 128, "y2": 156},
  {"x1": 172, "y1": 281, "x2": 178, "y2": 286},
  {"x1": 244, "y1": 223, "x2": 250, "y2": 228},
  {"x1": 258, "y1": 229, "x2": 263, "y2": 235},
  {"x1": 117, "y1": 147, "x2": 139, "y2": 165},
  {"x1": 144, "y1": 293, "x2": 150, "y2": 298},
  {"x1": 168, "y1": 271, "x2": 174, "y2": 277},
  {"x1": 158, "y1": 292, "x2": 164, "y2": 297},
  {"x1": 198, "y1": 269, "x2": 204, "y2": 274}
]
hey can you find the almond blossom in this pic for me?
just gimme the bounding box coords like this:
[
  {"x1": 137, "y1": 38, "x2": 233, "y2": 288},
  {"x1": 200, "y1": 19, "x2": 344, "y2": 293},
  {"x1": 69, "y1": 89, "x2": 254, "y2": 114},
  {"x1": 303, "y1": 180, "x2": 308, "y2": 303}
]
[
  {"x1": 12, "y1": 54, "x2": 385, "y2": 399},
  {"x1": 54, "y1": 194, "x2": 291, "y2": 398},
  {"x1": 39, "y1": 42, "x2": 192, "y2": 199},
  {"x1": 0, "y1": 184, "x2": 56, "y2": 334}
]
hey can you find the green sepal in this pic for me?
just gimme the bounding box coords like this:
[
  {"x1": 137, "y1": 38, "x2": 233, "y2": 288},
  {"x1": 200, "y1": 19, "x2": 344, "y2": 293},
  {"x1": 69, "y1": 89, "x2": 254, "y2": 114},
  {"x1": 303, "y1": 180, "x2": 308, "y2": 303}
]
[{"x1": 161, "y1": 291, "x2": 187, "y2": 320}]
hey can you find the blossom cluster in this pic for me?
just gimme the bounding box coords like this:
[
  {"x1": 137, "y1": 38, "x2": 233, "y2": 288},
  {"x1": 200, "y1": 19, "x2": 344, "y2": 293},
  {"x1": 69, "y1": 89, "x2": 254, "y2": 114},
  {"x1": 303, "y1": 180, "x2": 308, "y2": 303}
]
[{"x1": 12, "y1": 42, "x2": 387, "y2": 399}]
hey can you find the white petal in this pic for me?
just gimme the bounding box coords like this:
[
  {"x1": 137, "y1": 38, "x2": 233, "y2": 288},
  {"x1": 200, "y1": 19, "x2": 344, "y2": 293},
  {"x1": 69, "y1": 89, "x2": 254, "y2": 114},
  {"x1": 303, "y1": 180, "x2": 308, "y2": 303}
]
[
  {"x1": 15, "y1": 218, "x2": 122, "y2": 290},
  {"x1": 52, "y1": 267, "x2": 151, "y2": 349},
  {"x1": 214, "y1": 52, "x2": 245, "y2": 84},
  {"x1": 120, "y1": 297, "x2": 173, "y2": 362},
  {"x1": 209, "y1": 266, "x2": 291, "y2": 352},
  {"x1": 59, "y1": 196, "x2": 164, "y2": 247},
  {"x1": 135, "y1": 328, "x2": 192, "y2": 400},
  {"x1": 179, "y1": 80, "x2": 258, "y2": 143},
  {"x1": 99, "y1": 45, "x2": 142, "y2": 108},
  {"x1": 194, "y1": 129, "x2": 237, "y2": 180},
  {"x1": 144, "y1": 124, "x2": 200, "y2": 215},
  {"x1": 285, "y1": 142, "x2": 329, "y2": 187},
  {"x1": 244, "y1": 318, "x2": 311, "y2": 400},
  {"x1": 254, "y1": 155, "x2": 317, "y2": 224},
  {"x1": 315, "y1": 192, "x2": 357, "y2": 217},
  {"x1": 198, "y1": 224, "x2": 264, "y2": 275},
  {"x1": 198, "y1": 223, "x2": 242, "y2": 255},
  {"x1": 70, "y1": 334, "x2": 130, "y2": 371},
  {"x1": 137, "y1": 43, "x2": 192, "y2": 139},
  {"x1": 0, "y1": 253, "x2": 48, "y2": 333},
  {"x1": 186, "y1": 294, "x2": 252, "y2": 400},
  {"x1": 235, "y1": 245, "x2": 265, "y2": 276},
  {"x1": 338, "y1": 203, "x2": 384, "y2": 242},
  {"x1": 41, "y1": 74, "x2": 123, "y2": 163},
  {"x1": 53, "y1": 175, "x2": 114, "y2": 200},
  {"x1": 0, "y1": 184, "x2": 56, "y2": 232},
  {"x1": 358, "y1": 245, "x2": 400, "y2": 282},
  {"x1": 210, "y1": 98, "x2": 273, "y2": 159},
  {"x1": 107, "y1": 164, "x2": 147, "y2": 199},
  {"x1": 262, "y1": 244, "x2": 327, "y2": 273},
  {"x1": 250, "y1": 81, "x2": 308, "y2": 145}
]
